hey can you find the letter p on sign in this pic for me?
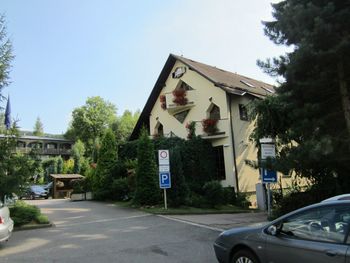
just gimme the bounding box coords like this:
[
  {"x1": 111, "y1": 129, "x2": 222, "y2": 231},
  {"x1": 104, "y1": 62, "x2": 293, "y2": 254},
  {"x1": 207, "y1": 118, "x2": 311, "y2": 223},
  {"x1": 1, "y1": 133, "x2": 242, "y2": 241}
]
[{"x1": 159, "y1": 172, "x2": 171, "y2": 189}]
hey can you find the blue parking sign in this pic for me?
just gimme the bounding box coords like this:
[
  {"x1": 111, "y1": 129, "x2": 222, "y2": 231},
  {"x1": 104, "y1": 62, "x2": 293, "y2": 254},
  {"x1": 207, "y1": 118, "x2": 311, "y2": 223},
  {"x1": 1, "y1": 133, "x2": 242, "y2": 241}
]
[
  {"x1": 159, "y1": 172, "x2": 171, "y2": 189},
  {"x1": 262, "y1": 168, "x2": 277, "y2": 183}
]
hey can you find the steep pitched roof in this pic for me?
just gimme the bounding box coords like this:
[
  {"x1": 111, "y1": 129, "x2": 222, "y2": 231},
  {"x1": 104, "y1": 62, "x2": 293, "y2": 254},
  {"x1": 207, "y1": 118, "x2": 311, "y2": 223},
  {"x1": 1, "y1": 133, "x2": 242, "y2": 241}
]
[
  {"x1": 129, "y1": 54, "x2": 274, "y2": 140},
  {"x1": 173, "y1": 54, "x2": 274, "y2": 97}
]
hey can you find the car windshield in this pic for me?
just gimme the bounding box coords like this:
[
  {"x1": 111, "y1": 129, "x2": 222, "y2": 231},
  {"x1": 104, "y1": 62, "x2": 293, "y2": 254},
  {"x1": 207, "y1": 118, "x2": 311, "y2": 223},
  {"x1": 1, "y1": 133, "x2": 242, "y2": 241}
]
[{"x1": 31, "y1": 186, "x2": 44, "y2": 191}]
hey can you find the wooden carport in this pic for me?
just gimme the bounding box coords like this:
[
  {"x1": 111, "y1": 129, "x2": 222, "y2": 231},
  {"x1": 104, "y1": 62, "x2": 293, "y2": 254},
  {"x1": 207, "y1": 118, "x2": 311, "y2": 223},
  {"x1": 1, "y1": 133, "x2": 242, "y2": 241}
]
[{"x1": 50, "y1": 174, "x2": 84, "y2": 199}]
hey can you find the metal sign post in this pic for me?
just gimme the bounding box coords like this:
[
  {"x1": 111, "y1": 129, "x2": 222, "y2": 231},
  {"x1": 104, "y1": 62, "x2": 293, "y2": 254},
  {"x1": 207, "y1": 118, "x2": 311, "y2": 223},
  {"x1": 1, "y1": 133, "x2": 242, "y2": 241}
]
[
  {"x1": 158, "y1": 150, "x2": 171, "y2": 210},
  {"x1": 164, "y1": 189, "x2": 167, "y2": 210},
  {"x1": 266, "y1": 183, "x2": 271, "y2": 217}
]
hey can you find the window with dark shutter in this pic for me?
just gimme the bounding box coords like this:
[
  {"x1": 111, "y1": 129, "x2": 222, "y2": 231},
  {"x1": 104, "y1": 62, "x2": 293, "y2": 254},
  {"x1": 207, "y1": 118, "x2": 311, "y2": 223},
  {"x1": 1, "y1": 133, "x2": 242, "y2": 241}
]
[
  {"x1": 214, "y1": 146, "x2": 226, "y2": 180},
  {"x1": 239, "y1": 104, "x2": 248, "y2": 121}
]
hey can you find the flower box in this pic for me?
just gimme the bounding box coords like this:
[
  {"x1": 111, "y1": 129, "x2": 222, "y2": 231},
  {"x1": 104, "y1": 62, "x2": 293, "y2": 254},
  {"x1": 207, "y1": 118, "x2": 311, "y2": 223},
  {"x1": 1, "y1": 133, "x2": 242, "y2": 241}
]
[
  {"x1": 172, "y1": 89, "x2": 188, "y2": 106},
  {"x1": 202, "y1": 119, "x2": 219, "y2": 135}
]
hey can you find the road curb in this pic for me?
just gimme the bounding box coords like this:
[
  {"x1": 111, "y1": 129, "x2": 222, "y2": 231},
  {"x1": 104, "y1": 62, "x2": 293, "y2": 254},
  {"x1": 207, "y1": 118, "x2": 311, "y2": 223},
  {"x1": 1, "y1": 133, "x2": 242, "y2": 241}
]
[{"x1": 14, "y1": 222, "x2": 54, "y2": 232}]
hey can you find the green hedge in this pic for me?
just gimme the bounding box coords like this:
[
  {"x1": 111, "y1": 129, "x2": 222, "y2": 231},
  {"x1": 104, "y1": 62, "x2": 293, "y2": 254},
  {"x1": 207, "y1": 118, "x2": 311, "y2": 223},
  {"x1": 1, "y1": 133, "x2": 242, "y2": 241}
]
[{"x1": 10, "y1": 201, "x2": 49, "y2": 226}]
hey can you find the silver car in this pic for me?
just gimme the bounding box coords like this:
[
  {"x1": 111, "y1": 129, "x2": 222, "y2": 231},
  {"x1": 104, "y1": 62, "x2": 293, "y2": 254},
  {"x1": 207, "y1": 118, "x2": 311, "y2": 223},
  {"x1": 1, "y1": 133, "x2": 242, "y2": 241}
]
[
  {"x1": 0, "y1": 200, "x2": 14, "y2": 243},
  {"x1": 214, "y1": 200, "x2": 350, "y2": 263}
]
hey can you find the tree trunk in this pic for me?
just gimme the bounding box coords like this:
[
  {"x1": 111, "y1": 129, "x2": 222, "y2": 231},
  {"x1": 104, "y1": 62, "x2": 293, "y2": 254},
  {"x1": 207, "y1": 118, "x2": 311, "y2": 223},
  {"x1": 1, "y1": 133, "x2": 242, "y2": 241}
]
[{"x1": 338, "y1": 61, "x2": 350, "y2": 142}]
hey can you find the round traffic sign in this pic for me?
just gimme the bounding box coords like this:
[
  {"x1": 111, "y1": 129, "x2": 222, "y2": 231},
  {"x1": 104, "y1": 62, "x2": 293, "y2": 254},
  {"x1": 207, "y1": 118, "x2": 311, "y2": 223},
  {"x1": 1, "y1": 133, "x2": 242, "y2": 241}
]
[{"x1": 160, "y1": 150, "x2": 168, "y2": 159}]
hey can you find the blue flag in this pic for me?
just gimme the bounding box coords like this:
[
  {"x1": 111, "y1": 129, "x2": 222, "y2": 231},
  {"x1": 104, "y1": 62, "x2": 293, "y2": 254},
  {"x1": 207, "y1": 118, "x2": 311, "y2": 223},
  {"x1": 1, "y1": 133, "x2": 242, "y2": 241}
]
[{"x1": 4, "y1": 95, "x2": 11, "y2": 129}]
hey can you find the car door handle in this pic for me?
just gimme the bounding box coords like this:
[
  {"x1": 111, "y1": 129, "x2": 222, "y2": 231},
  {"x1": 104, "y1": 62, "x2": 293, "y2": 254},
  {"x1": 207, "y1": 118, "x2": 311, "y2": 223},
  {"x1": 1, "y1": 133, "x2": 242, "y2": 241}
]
[{"x1": 325, "y1": 250, "x2": 338, "y2": 257}]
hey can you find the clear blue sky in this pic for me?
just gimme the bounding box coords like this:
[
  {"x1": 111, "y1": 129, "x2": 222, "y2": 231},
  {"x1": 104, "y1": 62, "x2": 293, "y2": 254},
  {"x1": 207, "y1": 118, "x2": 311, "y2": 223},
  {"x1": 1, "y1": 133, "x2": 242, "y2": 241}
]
[{"x1": 1, "y1": 0, "x2": 285, "y2": 134}]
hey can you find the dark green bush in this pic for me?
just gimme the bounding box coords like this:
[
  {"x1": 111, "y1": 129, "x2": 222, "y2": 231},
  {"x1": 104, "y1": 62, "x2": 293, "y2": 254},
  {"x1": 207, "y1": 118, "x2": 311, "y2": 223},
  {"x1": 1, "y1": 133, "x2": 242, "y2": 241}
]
[
  {"x1": 168, "y1": 147, "x2": 189, "y2": 207},
  {"x1": 111, "y1": 178, "x2": 129, "y2": 201},
  {"x1": 187, "y1": 192, "x2": 208, "y2": 208},
  {"x1": 10, "y1": 201, "x2": 40, "y2": 226},
  {"x1": 271, "y1": 182, "x2": 339, "y2": 219},
  {"x1": 202, "y1": 180, "x2": 223, "y2": 207},
  {"x1": 234, "y1": 192, "x2": 251, "y2": 209},
  {"x1": 119, "y1": 140, "x2": 138, "y2": 161},
  {"x1": 222, "y1": 187, "x2": 236, "y2": 205},
  {"x1": 273, "y1": 190, "x2": 324, "y2": 218},
  {"x1": 134, "y1": 128, "x2": 161, "y2": 205},
  {"x1": 70, "y1": 179, "x2": 85, "y2": 193},
  {"x1": 182, "y1": 137, "x2": 216, "y2": 194}
]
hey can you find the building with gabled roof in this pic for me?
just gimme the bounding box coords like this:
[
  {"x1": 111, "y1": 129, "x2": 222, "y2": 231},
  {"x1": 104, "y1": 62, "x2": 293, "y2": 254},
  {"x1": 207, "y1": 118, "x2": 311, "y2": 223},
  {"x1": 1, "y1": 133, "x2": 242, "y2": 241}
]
[{"x1": 130, "y1": 54, "x2": 276, "y2": 194}]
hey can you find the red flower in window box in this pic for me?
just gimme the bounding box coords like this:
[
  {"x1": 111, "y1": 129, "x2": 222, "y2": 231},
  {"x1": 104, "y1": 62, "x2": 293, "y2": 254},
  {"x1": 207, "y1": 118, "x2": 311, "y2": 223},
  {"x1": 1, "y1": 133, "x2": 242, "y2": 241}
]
[
  {"x1": 160, "y1": 95, "x2": 166, "y2": 103},
  {"x1": 202, "y1": 118, "x2": 218, "y2": 135},
  {"x1": 172, "y1": 88, "x2": 188, "y2": 105},
  {"x1": 186, "y1": 121, "x2": 196, "y2": 139},
  {"x1": 159, "y1": 95, "x2": 167, "y2": 110}
]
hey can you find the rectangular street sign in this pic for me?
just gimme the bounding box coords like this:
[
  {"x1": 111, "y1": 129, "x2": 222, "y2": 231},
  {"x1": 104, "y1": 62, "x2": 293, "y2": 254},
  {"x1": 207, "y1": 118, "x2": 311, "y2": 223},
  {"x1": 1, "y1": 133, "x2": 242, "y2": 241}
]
[
  {"x1": 261, "y1": 144, "x2": 276, "y2": 159},
  {"x1": 159, "y1": 165, "x2": 170, "y2": 172},
  {"x1": 262, "y1": 168, "x2": 277, "y2": 183},
  {"x1": 159, "y1": 172, "x2": 171, "y2": 189},
  {"x1": 158, "y1": 150, "x2": 170, "y2": 165}
]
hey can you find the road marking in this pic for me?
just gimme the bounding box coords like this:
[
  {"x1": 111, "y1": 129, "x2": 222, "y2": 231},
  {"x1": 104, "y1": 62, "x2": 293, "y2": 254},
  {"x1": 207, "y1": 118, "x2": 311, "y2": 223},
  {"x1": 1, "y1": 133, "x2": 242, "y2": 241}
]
[
  {"x1": 158, "y1": 215, "x2": 224, "y2": 232},
  {"x1": 55, "y1": 214, "x2": 151, "y2": 228}
]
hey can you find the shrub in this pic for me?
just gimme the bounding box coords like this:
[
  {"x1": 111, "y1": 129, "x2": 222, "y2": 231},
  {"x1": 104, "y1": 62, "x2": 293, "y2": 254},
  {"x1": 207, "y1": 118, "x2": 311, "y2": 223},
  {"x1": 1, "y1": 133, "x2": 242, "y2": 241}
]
[
  {"x1": 10, "y1": 201, "x2": 40, "y2": 226},
  {"x1": 187, "y1": 192, "x2": 208, "y2": 208},
  {"x1": 70, "y1": 179, "x2": 85, "y2": 194},
  {"x1": 234, "y1": 192, "x2": 251, "y2": 209},
  {"x1": 182, "y1": 137, "x2": 216, "y2": 194},
  {"x1": 273, "y1": 188, "x2": 324, "y2": 218},
  {"x1": 168, "y1": 147, "x2": 189, "y2": 207},
  {"x1": 202, "y1": 180, "x2": 223, "y2": 207},
  {"x1": 94, "y1": 129, "x2": 117, "y2": 193},
  {"x1": 134, "y1": 128, "x2": 161, "y2": 205},
  {"x1": 111, "y1": 178, "x2": 129, "y2": 201},
  {"x1": 222, "y1": 187, "x2": 236, "y2": 205},
  {"x1": 36, "y1": 214, "x2": 49, "y2": 224}
]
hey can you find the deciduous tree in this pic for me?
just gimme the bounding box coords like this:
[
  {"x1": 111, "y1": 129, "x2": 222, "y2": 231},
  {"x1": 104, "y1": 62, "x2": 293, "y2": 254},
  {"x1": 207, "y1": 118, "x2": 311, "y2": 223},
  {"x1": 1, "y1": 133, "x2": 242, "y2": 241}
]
[
  {"x1": 111, "y1": 110, "x2": 140, "y2": 142},
  {"x1": 66, "y1": 96, "x2": 117, "y2": 155}
]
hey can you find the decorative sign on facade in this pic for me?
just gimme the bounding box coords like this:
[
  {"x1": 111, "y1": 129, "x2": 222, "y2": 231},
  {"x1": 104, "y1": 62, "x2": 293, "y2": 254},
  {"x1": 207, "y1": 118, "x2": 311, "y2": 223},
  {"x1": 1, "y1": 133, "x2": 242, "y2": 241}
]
[{"x1": 172, "y1": 67, "x2": 186, "y2": 78}]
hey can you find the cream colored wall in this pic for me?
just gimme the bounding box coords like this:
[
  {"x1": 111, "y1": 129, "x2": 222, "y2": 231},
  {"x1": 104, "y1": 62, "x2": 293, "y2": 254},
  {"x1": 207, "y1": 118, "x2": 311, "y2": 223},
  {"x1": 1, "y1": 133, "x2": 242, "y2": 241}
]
[
  {"x1": 229, "y1": 96, "x2": 260, "y2": 192},
  {"x1": 150, "y1": 61, "x2": 229, "y2": 136},
  {"x1": 229, "y1": 96, "x2": 294, "y2": 193},
  {"x1": 149, "y1": 60, "x2": 237, "y2": 188}
]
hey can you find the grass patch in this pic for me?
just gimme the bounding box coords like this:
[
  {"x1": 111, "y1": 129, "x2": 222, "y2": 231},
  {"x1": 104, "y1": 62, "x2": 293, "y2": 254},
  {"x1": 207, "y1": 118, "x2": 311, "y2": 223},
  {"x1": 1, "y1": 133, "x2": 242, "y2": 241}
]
[
  {"x1": 114, "y1": 201, "x2": 256, "y2": 215},
  {"x1": 35, "y1": 214, "x2": 50, "y2": 224}
]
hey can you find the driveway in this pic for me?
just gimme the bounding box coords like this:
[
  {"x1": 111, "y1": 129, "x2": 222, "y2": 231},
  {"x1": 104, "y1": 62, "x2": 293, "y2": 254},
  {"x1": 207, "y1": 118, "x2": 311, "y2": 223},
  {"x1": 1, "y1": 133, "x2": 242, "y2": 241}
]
[
  {"x1": 165, "y1": 212, "x2": 268, "y2": 231},
  {"x1": 0, "y1": 199, "x2": 220, "y2": 263}
]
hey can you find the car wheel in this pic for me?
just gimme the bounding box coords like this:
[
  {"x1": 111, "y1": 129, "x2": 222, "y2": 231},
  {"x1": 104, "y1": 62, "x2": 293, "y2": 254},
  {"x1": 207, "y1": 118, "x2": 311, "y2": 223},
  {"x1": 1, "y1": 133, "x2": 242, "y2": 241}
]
[
  {"x1": 30, "y1": 194, "x2": 35, "y2": 200},
  {"x1": 232, "y1": 249, "x2": 259, "y2": 263}
]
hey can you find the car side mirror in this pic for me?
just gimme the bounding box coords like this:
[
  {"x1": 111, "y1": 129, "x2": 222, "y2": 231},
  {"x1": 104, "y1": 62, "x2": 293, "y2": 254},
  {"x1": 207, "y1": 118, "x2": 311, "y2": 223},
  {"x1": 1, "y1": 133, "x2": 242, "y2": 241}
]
[{"x1": 267, "y1": 225, "x2": 278, "y2": 236}]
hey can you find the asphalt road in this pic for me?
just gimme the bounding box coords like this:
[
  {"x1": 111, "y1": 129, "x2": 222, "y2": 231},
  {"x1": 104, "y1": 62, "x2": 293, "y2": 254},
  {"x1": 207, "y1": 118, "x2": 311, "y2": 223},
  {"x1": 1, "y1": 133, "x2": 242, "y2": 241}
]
[{"x1": 0, "y1": 199, "x2": 220, "y2": 263}]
